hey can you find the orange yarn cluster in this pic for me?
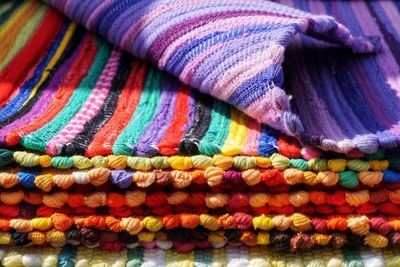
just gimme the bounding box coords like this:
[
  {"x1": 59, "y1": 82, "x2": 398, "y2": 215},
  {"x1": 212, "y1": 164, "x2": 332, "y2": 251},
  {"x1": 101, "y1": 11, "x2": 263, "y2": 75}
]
[
  {"x1": 1, "y1": 188, "x2": 400, "y2": 210},
  {"x1": 0, "y1": 213, "x2": 399, "y2": 236}
]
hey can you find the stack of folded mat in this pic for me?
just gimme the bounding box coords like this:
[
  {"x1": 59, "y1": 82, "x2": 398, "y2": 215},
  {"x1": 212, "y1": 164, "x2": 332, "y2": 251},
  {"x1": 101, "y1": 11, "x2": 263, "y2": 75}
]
[
  {"x1": 0, "y1": 148, "x2": 400, "y2": 252},
  {"x1": 1, "y1": 0, "x2": 400, "y2": 266}
]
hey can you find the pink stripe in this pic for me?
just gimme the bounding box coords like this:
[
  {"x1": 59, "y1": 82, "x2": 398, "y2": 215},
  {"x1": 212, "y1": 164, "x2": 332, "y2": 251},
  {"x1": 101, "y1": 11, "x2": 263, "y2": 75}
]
[
  {"x1": 46, "y1": 49, "x2": 121, "y2": 155},
  {"x1": 244, "y1": 86, "x2": 290, "y2": 129},
  {"x1": 120, "y1": 0, "x2": 311, "y2": 51},
  {"x1": 159, "y1": 15, "x2": 305, "y2": 68},
  {"x1": 211, "y1": 43, "x2": 285, "y2": 100}
]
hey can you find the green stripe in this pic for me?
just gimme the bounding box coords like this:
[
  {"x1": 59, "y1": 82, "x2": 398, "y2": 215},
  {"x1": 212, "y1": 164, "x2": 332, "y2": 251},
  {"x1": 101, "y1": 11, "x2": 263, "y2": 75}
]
[
  {"x1": 0, "y1": 1, "x2": 18, "y2": 24},
  {"x1": 22, "y1": 38, "x2": 111, "y2": 153},
  {"x1": 198, "y1": 99, "x2": 231, "y2": 156},
  {"x1": 126, "y1": 247, "x2": 144, "y2": 267},
  {"x1": 0, "y1": 3, "x2": 13, "y2": 17},
  {"x1": 113, "y1": 67, "x2": 162, "y2": 155},
  {"x1": 0, "y1": 4, "x2": 47, "y2": 70}
]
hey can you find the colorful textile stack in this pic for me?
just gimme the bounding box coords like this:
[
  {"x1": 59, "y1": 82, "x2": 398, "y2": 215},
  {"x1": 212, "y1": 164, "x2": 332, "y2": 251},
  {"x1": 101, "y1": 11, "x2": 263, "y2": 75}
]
[
  {"x1": 0, "y1": 246, "x2": 399, "y2": 266},
  {"x1": 1, "y1": 0, "x2": 400, "y2": 266}
]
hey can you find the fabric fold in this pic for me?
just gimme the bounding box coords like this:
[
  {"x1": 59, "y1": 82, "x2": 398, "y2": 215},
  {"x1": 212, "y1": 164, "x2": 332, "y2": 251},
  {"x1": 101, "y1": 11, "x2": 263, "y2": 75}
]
[{"x1": 39, "y1": 0, "x2": 393, "y2": 154}]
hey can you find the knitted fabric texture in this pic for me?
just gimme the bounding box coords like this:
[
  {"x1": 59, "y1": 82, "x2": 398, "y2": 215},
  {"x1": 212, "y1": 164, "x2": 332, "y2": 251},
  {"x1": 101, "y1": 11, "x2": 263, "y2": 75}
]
[{"x1": 40, "y1": 0, "x2": 400, "y2": 154}]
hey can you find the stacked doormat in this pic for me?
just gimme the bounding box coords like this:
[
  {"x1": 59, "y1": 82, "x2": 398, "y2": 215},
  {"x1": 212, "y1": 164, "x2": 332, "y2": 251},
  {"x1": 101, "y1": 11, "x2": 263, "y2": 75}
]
[
  {"x1": 0, "y1": 246, "x2": 398, "y2": 267},
  {"x1": 1, "y1": 0, "x2": 400, "y2": 266}
]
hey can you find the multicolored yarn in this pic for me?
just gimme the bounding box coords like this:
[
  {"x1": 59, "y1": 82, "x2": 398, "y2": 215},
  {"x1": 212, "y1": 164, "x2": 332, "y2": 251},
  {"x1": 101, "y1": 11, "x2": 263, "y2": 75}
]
[
  {"x1": 8, "y1": 150, "x2": 395, "y2": 171},
  {"x1": 4, "y1": 188, "x2": 400, "y2": 216},
  {"x1": 1, "y1": 213, "x2": 400, "y2": 236},
  {"x1": 0, "y1": 228, "x2": 395, "y2": 251},
  {"x1": 2, "y1": 0, "x2": 400, "y2": 265},
  {"x1": 1, "y1": 1, "x2": 400, "y2": 155},
  {"x1": 1, "y1": 165, "x2": 399, "y2": 191}
]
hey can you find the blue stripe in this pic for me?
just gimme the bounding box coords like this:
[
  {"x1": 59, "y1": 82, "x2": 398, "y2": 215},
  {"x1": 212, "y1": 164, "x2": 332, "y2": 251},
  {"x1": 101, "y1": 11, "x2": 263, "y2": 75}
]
[
  {"x1": 57, "y1": 244, "x2": 77, "y2": 267},
  {"x1": 166, "y1": 24, "x2": 290, "y2": 76},
  {"x1": 383, "y1": 169, "x2": 400, "y2": 182},
  {"x1": 227, "y1": 64, "x2": 283, "y2": 109},
  {"x1": 258, "y1": 124, "x2": 278, "y2": 156},
  {"x1": 94, "y1": 0, "x2": 141, "y2": 36},
  {"x1": 0, "y1": 22, "x2": 70, "y2": 122},
  {"x1": 18, "y1": 168, "x2": 40, "y2": 188}
]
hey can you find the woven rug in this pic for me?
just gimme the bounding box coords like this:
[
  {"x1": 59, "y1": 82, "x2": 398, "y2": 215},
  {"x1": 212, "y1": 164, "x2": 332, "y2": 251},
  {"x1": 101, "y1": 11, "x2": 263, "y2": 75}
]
[
  {"x1": 1, "y1": 0, "x2": 400, "y2": 266},
  {"x1": 0, "y1": 245, "x2": 398, "y2": 267},
  {"x1": 39, "y1": 0, "x2": 400, "y2": 154},
  {"x1": 0, "y1": 0, "x2": 286, "y2": 158}
]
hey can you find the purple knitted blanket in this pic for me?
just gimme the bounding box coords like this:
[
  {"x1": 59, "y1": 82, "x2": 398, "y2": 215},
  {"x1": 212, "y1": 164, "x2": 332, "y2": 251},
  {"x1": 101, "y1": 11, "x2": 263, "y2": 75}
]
[{"x1": 42, "y1": 0, "x2": 400, "y2": 154}]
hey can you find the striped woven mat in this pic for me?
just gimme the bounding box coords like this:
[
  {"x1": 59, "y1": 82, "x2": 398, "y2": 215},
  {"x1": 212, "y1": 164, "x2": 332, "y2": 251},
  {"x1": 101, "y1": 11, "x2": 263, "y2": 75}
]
[
  {"x1": 0, "y1": 245, "x2": 399, "y2": 267},
  {"x1": 41, "y1": 0, "x2": 400, "y2": 154}
]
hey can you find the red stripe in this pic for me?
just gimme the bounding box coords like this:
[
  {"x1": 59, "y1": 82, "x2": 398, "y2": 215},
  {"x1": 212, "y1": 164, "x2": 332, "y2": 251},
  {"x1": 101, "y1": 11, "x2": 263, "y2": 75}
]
[
  {"x1": 0, "y1": 9, "x2": 64, "y2": 107},
  {"x1": 158, "y1": 84, "x2": 190, "y2": 155},
  {"x1": 6, "y1": 35, "x2": 98, "y2": 146}
]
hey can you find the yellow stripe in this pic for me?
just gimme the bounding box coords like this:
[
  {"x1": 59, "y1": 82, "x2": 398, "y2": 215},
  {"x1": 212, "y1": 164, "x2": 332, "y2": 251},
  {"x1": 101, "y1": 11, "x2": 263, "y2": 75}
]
[
  {"x1": 165, "y1": 249, "x2": 194, "y2": 267},
  {"x1": 0, "y1": 0, "x2": 37, "y2": 60},
  {"x1": 23, "y1": 23, "x2": 77, "y2": 105},
  {"x1": 0, "y1": 4, "x2": 47, "y2": 70},
  {"x1": 221, "y1": 109, "x2": 248, "y2": 156},
  {"x1": 212, "y1": 247, "x2": 227, "y2": 267},
  {"x1": 165, "y1": 249, "x2": 175, "y2": 266},
  {"x1": 179, "y1": 250, "x2": 195, "y2": 267}
]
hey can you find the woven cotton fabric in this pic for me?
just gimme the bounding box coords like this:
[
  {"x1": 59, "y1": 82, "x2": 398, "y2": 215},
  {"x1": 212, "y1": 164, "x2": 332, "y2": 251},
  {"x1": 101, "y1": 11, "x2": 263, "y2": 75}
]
[
  {"x1": 0, "y1": 16, "x2": 280, "y2": 157},
  {"x1": 41, "y1": 0, "x2": 400, "y2": 154},
  {"x1": 2, "y1": 0, "x2": 400, "y2": 266},
  {"x1": 0, "y1": 245, "x2": 399, "y2": 267}
]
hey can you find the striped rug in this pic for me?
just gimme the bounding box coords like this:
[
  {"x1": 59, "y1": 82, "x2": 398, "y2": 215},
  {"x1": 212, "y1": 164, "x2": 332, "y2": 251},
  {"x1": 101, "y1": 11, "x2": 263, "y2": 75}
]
[
  {"x1": 0, "y1": 245, "x2": 399, "y2": 267},
  {"x1": 41, "y1": 0, "x2": 400, "y2": 154}
]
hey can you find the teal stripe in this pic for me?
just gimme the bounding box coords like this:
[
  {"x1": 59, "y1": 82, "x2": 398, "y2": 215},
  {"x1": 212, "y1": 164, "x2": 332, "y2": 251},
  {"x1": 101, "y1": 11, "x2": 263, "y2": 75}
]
[
  {"x1": 198, "y1": 99, "x2": 231, "y2": 156},
  {"x1": 194, "y1": 248, "x2": 213, "y2": 266},
  {"x1": 21, "y1": 38, "x2": 111, "y2": 153},
  {"x1": 343, "y1": 245, "x2": 364, "y2": 267},
  {"x1": 126, "y1": 247, "x2": 144, "y2": 267},
  {"x1": 57, "y1": 245, "x2": 77, "y2": 267},
  {"x1": 113, "y1": 67, "x2": 162, "y2": 155}
]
